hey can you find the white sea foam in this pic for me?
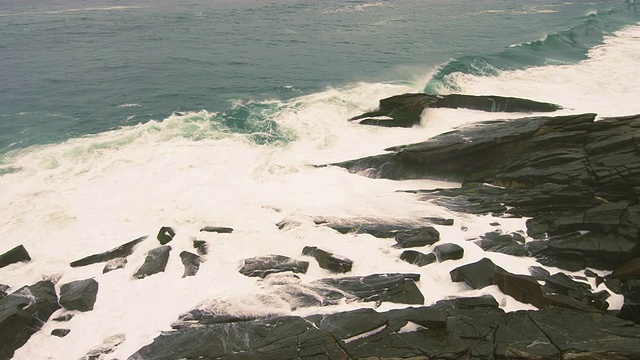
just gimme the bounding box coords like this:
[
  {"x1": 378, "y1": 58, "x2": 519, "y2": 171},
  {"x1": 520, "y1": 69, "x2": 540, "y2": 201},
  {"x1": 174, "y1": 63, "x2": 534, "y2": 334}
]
[
  {"x1": 446, "y1": 24, "x2": 640, "y2": 118},
  {"x1": 0, "y1": 6, "x2": 147, "y2": 18},
  {"x1": 1, "y1": 40, "x2": 627, "y2": 359}
]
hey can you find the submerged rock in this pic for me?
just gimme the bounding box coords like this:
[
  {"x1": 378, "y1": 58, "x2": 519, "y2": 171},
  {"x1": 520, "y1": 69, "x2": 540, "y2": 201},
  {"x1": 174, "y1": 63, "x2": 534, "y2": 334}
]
[
  {"x1": 394, "y1": 226, "x2": 440, "y2": 248},
  {"x1": 179, "y1": 251, "x2": 202, "y2": 278},
  {"x1": 81, "y1": 333, "x2": 126, "y2": 360},
  {"x1": 476, "y1": 231, "x2": 528, "y2": 256},
  {"x1": 59, "y1": 278, "x2": 99, "y2": 312},
  {"x1": 102, "y1": 257, "x2": 127, "y2": 274},
  {"x1": 302, "y1": 246, "x2": 353, "y2": 273},
  {"x1": 70, "y1": 236, "x2": 147, "y2": 268},
  {"x1": 0, "y1": 244, "x2": 31, "y2": 268},
  {"x1": 51, "y1": 328, "x2": 70, "y2": 338},
  {"x1": 239, "y1": 255, "x2": 309, "y2": 278},
  {"x1": 200, "y1": 226, "x2": 234, "y2": 233},
  {"x1": 133, "y1": 246, "x2": 172, "y2": 279}
]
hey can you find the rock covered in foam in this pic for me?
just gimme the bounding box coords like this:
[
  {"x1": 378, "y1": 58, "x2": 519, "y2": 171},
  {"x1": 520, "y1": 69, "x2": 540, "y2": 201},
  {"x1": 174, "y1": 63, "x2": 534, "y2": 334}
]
[
  {"x1": 180, "y1": 251, "x2": 202, "y2": 278},
  {"x1": 393, "y1": 227, "x2": 440, "y2": 248},
  {"x1": 302, "y1": 246, "x2": 353, "y2": 273},
  {"x1": 239, "y1": 254, "x2": 309, "y2": 278},
  {"x1": 156, "y1": 226, "x2": 176, "y2": 245}
]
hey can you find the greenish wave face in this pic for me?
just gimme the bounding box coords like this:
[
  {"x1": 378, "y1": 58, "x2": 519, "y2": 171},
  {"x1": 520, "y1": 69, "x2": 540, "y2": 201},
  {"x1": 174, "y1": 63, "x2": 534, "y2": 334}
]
[{"x1": 425, "y1": 0, "x2": 640, "y2": 94}]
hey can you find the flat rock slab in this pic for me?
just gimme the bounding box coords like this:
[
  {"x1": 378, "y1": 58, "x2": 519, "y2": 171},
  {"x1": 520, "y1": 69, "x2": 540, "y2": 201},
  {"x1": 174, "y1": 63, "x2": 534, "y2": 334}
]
[
  {"x1": 314, "y1": 273, "x2": 424, "y2": 305},
  {"x1": 239, "y1": 255, "x2": 309, "y2": 278},
  {"x1": 70, "y1": 236, "x2": 147, "y2": 268}
]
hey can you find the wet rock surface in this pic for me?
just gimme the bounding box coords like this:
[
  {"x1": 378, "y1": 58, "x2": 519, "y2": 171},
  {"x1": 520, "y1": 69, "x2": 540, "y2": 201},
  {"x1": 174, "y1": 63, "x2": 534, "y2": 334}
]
[
  {"x1": 301, "y1": 246, "x2": 353, "y2": 274},
  {"x1": 131, "y1": 295, "x2": 640, "y2": 359},
  {"x1": 335, "y1": 113, "x2": 640, "y2": 271},
  {"x1": 59, "y1": 278, "x2": 99, "y2": 312},
  {"x1": 349, "y1": 93, "x2": 561, "y2": 127},
  {"x1": 0, "y1": 280, "x2": 60, "y2": 359},
  {"x1": 0, "y1": 244, "x2": 31, "y2": 268}
]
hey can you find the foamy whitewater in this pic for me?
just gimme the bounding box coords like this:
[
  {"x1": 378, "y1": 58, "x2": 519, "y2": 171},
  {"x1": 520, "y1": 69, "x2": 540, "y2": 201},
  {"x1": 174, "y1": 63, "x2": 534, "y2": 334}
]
[{"x1": 1, "y1": 1, "x2": 639, "y2": 358}]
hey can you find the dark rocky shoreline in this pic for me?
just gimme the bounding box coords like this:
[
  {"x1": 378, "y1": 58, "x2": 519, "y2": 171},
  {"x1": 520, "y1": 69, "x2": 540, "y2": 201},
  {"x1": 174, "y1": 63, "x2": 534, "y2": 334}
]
[{"x1": 2, "y1": 93, "x2": 640, "y2": 359}]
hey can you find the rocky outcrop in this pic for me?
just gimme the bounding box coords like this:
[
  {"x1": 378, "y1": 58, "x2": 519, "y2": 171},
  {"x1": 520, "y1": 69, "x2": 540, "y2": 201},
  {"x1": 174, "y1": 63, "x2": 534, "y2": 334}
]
[
  {"x1": 0, "y1": 281, "x2": 60, "y2": 359},
  {"x1": 333, "y1": 113, "x2": 640, "y2": 271},
  {"x1": 70, "y1": 236, "x2": 147, "y2": 268},
  {"x1": 131, "y1": 296, "x2": 640, "y2": 359},
  {"x1": 451, "y1": 257, "x2": 609, "y2": 312},
  {"x1": 0, "y1": 244, "x2": 31, "y2": 268},
  {"x1": 133, "y1": 246, "x2": 171, "y2": 279},
  {"x1": 349, "y1": 93, "x2": 561, "y2": 127},
  {"x1": 59, "y1": 278, "x2": 99, "y2": 312}
]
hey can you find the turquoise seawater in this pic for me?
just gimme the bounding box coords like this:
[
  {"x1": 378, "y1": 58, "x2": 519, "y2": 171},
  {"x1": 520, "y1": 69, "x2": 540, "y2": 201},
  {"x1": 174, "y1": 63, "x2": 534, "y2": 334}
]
[{"x1": 1, "y1": 0, "x2": 638, "y2": 152}]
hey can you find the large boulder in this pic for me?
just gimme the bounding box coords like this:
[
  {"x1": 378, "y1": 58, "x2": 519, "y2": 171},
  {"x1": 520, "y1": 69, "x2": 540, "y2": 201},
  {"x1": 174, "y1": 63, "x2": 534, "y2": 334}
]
[
  {"x1": 239, "y1": 255, "x2": 309, "y2": 278},
  {"x1": 450, "y1": 257, "x2": 497, "y2": 289},
  {"x1": 0, "y1": 244, "x2": 31, "y2": 268},
  {"x1": 0, "y1": 280, "x2": 60, "y2": 359},
  {"x1": 59, "y1": 278, "x2": 99, "y2": 312},
  {"x1": 70, "y1": 236, "x2": 147, "y2": 267},
  {"x1": 433, "y1": 243, "x2": 464, "y2": 262},
  {"x1": 133, "y1": 246, "x2": 172, "y2": 279}
]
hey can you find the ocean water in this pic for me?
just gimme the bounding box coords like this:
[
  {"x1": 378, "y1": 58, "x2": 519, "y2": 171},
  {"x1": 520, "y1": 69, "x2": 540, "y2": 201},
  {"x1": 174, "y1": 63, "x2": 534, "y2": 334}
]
[{"x1": 1, "y1": 0, "x2": 639, "y2": 358}]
